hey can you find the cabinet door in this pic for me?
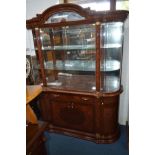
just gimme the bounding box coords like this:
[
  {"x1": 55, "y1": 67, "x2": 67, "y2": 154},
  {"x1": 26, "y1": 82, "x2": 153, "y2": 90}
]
[
  {"x1": 38, "y1": 24, "x2": 96, "y2": 92},
  {"x1": 100, "y1": 96, "x2": 119, "y2": 136},
  {"x1": 50, "y1": 99, "x2": 95, "y2": 133}
]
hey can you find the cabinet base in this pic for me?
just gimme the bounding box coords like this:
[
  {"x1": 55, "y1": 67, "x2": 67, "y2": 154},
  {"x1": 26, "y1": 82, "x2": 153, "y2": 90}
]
[{"x1": 47, "y1": 124, "x2": 120, "y2": 144}]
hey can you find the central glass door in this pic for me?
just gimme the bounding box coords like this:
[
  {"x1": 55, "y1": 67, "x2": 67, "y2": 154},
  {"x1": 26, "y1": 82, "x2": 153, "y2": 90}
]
[{"x1": 38, "y1": 24, "x2": 96, "y2": 92}]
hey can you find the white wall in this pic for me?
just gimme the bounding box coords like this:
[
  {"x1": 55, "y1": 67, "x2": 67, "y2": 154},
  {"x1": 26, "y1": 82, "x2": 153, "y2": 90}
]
[
  {"x1": 26, "y1": 0, "x2": 59, "y2": 19},
  {"x1": 26, "y1": 0, "x2": 129, "y2": 125},
  {"x1": 119, "y1": 17, "x2": 129, "y2": 125}
]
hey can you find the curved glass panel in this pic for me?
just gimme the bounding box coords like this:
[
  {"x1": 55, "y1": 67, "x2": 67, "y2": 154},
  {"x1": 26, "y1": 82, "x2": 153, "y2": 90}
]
[
  {"x1": 45, "y1": 11, "x2": 85, "y2": 23},
  {"x1": 100, "y1": 22, "x2": 123, "y2": 92}
]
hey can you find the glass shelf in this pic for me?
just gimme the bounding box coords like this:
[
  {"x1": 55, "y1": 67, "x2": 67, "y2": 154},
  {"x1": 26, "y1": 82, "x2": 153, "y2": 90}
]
[
  {"x1": 41, "y1": 45, "x2": 95, "y2": 50},
  {"x1": 35, "y1": 60, "x2": 120, "y2": 72},
  {"x1": 41, "y1": 43, "x2": 121, "y2": 51}
]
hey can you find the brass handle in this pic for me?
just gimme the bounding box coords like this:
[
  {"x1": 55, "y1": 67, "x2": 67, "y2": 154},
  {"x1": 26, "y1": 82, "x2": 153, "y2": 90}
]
[{"x1": 82, "y1": 97, "x2": 89, "y2": 101}]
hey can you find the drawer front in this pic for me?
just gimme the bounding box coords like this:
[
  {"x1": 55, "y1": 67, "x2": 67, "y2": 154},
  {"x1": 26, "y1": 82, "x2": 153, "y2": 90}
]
[
  {"x1": 49, "y1": 93, "x2": 96, "y2": 103},
  {"x1": 50, "y1": 101, "x2": 95, "y2": 133}
]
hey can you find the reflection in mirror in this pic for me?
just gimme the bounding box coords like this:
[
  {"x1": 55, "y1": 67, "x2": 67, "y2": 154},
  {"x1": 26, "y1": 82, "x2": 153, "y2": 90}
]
[{"x1": 46, "y1": 11, "x2": 85, "y2": 23}]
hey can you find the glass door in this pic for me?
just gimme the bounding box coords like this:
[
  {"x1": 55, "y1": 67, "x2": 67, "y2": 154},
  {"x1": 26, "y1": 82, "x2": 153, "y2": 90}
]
[
  {"x1": 38, "y1": 24, "x2": 96, "y2": 92},
  {"x1": 100, "y1": 22, "x2": 124, "y2": 92}
]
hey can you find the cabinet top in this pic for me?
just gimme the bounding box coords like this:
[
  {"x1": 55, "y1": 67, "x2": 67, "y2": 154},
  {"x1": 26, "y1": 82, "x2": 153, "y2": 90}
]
[{"x1": 26, "y1": 3, "x2": 128, "y2": 29}]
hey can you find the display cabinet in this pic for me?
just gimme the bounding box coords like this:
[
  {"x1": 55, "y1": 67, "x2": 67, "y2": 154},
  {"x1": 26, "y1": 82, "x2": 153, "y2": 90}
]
[{"x1": 26, "y1": 3, "x2": 128, "y2": 143}]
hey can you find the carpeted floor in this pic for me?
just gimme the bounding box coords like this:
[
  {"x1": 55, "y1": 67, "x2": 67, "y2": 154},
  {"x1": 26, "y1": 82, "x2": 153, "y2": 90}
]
[{"x1": 44, "y1": 125, "x2": 129, "y2": 155}]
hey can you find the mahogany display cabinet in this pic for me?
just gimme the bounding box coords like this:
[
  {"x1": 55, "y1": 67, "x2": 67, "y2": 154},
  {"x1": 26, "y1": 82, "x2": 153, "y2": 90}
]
[{"x1": 26, "y1": 3, "x2": 128, "y2": 143}]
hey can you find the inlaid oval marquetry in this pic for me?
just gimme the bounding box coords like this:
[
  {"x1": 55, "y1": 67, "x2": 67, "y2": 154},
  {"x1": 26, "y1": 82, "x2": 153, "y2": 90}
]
[{"x1": 60, "y1": 107, "x2": 85, "y2": 125}]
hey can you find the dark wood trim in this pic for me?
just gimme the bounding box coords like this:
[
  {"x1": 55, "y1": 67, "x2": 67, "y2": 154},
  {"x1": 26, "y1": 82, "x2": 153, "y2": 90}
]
[
  {"x1": 34, "y1": 28, "x2": 47, "y2": 86},
  {"x1": 27, "y1": 14, "x2": 128, "y2": 29},
  {"x1": 95, "y1": 22, "x2": 101, "y2": 92},
  {"x1": 26, "y1": 4, "x2": 128, "y2": 29},
  {"x1": 47, "y1": 123, "x2": 119, "y2": 144},
  {"x1": 42, "y1": 85, "x2": 123, "y2": 97},
  {"x1": 48, "y1": 124, "x2": 97, "y2": 141}
]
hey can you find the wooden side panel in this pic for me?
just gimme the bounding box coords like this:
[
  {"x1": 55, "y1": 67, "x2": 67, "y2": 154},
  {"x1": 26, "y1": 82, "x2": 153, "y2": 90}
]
[{"x1": 100, "y1": 96, "x2": 119, "y2": 136}]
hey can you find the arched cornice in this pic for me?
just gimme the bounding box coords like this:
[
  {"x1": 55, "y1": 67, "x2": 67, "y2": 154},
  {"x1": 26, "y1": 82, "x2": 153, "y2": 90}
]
[{"x1": 26, "y1": 3, "x2": 128, "y2": 29}]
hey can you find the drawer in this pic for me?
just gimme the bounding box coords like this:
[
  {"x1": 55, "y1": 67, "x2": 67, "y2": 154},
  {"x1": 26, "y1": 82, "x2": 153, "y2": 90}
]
[
  {"x1": 50, "y1": 101, "x2": 95, "y2": 133},
  {"x1": 48, "y1": 93, "x2": 97, "y2": 103}
]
